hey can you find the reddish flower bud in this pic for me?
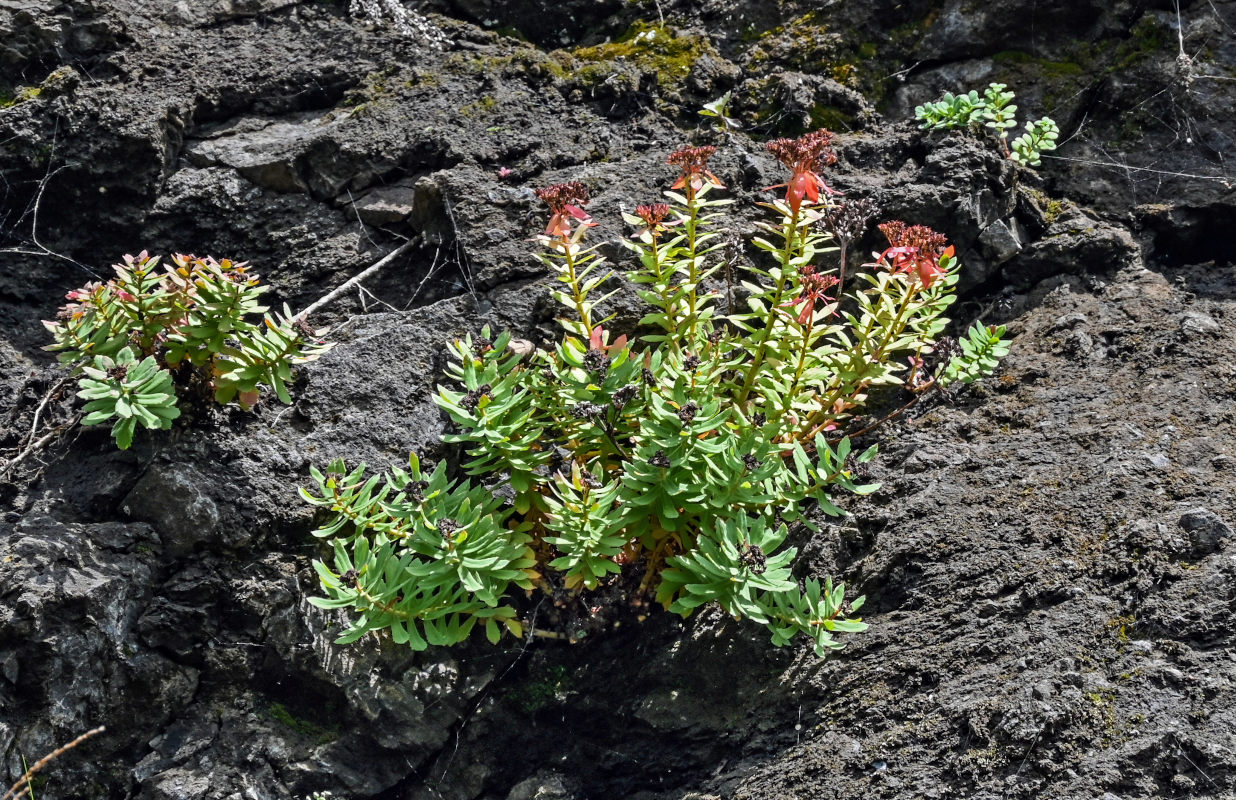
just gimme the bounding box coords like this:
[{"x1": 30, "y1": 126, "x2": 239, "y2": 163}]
[
  {"x1": 535, "y1": 181, "x2": 595, "y2": 239},
  {"x1": 764, "y1": 130, "x2": 841, "y2": 215},
  {"x1": 667, "y1": 145, "x2": 724, "y2": 198},
  {"x1": 634, "y1": 203, "x2": 670, "y2": 228},
  {"x1": 783, "y1": 264, "x2": 841, "y2": 325}
]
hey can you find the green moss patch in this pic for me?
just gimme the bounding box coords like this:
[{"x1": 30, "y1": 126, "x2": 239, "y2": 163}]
[
  {"x1": 266, "y1": 701, "x2": 341, "y2": 744},
  {"x1": 554, "y1": 21, "x2": 718, "y2": 90},
  {"x1": 506, "y1": 664, "x2": 575, "y2": 713},
  {"x1": 0, "y1": 85, "x2": 43, "y2": 109}
]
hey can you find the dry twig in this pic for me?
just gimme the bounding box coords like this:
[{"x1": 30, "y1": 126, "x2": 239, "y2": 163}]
[
  {"x1": 0, "y1": 415, "x2": 82, "y2": 481},
  {"x1": 294, "y1": 238, "x2": 418, "y2": 322},
  {"x1": 2, "y1": 726, "x2": 105, "y2": 800},
  {"x1": 0, "y1": 374, "x2": 80, "y2": 481}
]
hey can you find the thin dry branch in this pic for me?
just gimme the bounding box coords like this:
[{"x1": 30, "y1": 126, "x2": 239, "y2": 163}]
[
  {"x1": 0, "y1": 414, "x2": 81, "y2": 481},
  {"x1": 2, "y1": 726, "x2": 105, "y2": 800},
  {"x1": 294, "y1": 237, "x2": 418, "y2": 322},
  {"x1": 25, "y1": 373, "x2": 75, "y2": 443},
  {"x1": 0, "y1": 374, "x2": 80, "y2": 481},
  {"x1": 1042, "y1": 153, "x2": 1232, "y2": 185},
  {"x1": 440, "y1": 193, "x2": 480, "y2": 306},
  {"x1": 0, "y1": 132, "x2": 102, "y2": 278}
]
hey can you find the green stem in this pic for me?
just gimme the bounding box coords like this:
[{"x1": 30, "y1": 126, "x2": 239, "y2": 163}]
[
  {"x1": 736, "y1": 205, "x2": 803, "y2": 405},
  {"x1": 781, "y1": 315, "x2": 814, "y2": 418},
  {"x1": 599, "y1": 414, "x2": 629, "y2": 460},
  {"x1": 800, "y1": 280, "x2": 918, "y2": 441},
  {"x1": 63, "y1": 321, "x2": 93, "y2": 358},
  {"x1": 96, "y1": 293, "x2": 128, "y2": 341},
  {"x1": 868, "y1": 281, "x2": 917, "y2": 365},
  {"x1": 648, "y1": 234, "x2": 681, "y2": 355},
  {"x1": 562, "y1": 244, "x2": 593, "y2": 335},
  {"x1": 684, "y1": 192, "x2": 701, "y2": 346}
]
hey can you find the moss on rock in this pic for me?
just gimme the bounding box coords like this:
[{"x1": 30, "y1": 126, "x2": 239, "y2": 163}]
[{"x1": 554, "y1": 21, "x2": 717, "y2": 91}]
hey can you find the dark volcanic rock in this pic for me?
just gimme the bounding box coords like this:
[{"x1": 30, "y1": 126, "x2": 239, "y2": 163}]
[
  {"x1": 1177, "y1": 507, "x2": 1233, "y2": 558},
  {"x1": 1011, "y1": 204, "x2": 1141, "y2": 285}
]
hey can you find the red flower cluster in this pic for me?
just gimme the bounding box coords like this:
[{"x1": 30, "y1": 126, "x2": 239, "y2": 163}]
[
  {"x1": 765, "y1": 130, "x2": 840, "y2": 215},
  {"x1": 535, "y1": 181, "x2": 595, "y2": 239},
  {"x1": 877, "y1": 221, "x2": 953, "y2": 289},
  {"x1": 785, "y1": 264, "x2": 840, "y2": 325},
  {"x1": 634, "y1": 203, "x2": 670, "y2": 227},
  {"x1": 667, "y1": 145, "x2": 723, "y2": 198},
  {"x1": 632, "y1": 202, "x2": 674, "y2": 238}
]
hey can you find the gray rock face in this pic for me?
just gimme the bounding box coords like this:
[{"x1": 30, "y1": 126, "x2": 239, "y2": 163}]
[
  {"x1": 0, "y1": 516, "x2": 196, "y2": 780},
  {"x1": 122, "y1": 464, "x2": 225, "y2": 555},
  {"x1": 351, "y1": 183, "x2": 419, "y2": 225},
  {"x1": 186, "y1": 112, "x2": 358, "y2": 198},
  {"x1": 0, "y1": 0, "x2": 122, "y2": 73},
  {"x1": 1012, "y1": 206, "x2": 1140, "y2": 285},
  {"x1": 1178, "y1": 508, "x2": 1233, "y2": 558},
  {"x1": 445, "y1": 0, "x2": 625, "y2": 47},
  {"x1": 978, "y1": 218, "x2": 1023, "y2": 266}
]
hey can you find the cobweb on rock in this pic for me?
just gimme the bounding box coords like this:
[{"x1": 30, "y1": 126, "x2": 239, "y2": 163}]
[{"x1": 348, "y1": 0, "x2": 449, "y2": 46}]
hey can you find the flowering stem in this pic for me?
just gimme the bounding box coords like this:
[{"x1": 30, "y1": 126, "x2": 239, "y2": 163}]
[
  {"x1": 560, "y1": 242, "x2": 594, "y2": 335},
  {"x1": 648, "y1": 233, "x2": 682, "y2": 355},
  {"x1": 96, "y1": 294, "x2": 127, "y2": 339},
  {"x1": 683, "y1": 191, "x2": 702, "y2": 346},
  {"x1": 736, "y1": 205, "x2": 803, "y2": 406},
  {"x1": 129, "y1": 273, "x2": 157, "y2": 354},
  {"x1": 782, "y1": 315, "x2": 814, "y2": 419},
  {"x1": 869, "y1": 281, "x2": 917, "y2": 364},
  {"x1": 836, "y1": 242, "x2": 850, "y2": 301},
  {"x1": 800, "y1": 280, "x2": 918, "y2": 441}
]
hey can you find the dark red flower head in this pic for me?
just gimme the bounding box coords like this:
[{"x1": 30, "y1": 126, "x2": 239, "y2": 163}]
[
  {"x1": 535, "y1": 181, "x2": 595, "y2": 238},
  {"x1": 766, "y1": 130, "x2": 838, "y2": 174},
  {"x1": 799, "y1": 264, "x2": 841, "y2": 294},
  {"x1": 764, "y1": 130, "x2": 840, "y2": 214},
  {"x1": 877, "y1": 221, "x2": 953, "y2": 289},
  {"x1": 667, "y1": 145, "x2": 724, "y2": 197},
  {"x1": 783, "y1": 264, "x2": 841, "y2": 325},
  {"x1": 635, "y1": 203, "x2": 670, "y2": 228},
  {"x1": 878, "y1": 222, "x2": 947, "y2": 258},
  {"x1": 536, "y1": 181, "x2": 589, "y2": 213},
  {"x1": 667, "y1": 145, "x2": 717, "y2": 173}
]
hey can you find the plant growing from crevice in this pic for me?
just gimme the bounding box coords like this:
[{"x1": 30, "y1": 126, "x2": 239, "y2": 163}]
[
  {"x1": 44, "y1": 253, "x2": 331, "y2": 449},
  {"x1": 304, "y1": 132, "x2": 1009, "y2": 657},
  {"x1": 916, "y1": 82, "x2": 1059, "y2": 166},
  {"x1": 699, "y1": 91, "x2": 741, "y2": 132}
]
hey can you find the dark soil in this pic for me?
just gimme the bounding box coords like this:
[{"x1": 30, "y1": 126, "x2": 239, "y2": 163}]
[{"x1": 2, "y1": 1, "x2": 1235, "y2": 799}]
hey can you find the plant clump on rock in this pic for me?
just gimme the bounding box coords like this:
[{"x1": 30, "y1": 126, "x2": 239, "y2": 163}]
[
  {"x1": 917, "y1": 82, "x2": 1060, "y2": 166},
  {"x1": 43, "y1": 253, "x2": 331, "y2": 449},
  {"x1": 303, "y1": 130, "x2": 1010, "y2": 656}
]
